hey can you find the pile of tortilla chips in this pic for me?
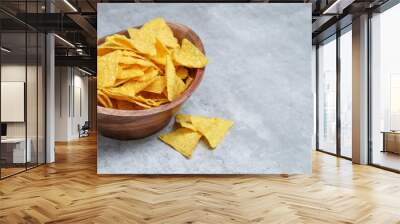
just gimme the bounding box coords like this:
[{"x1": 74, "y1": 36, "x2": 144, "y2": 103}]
[
  {"x1": 97, "y1": 17, "x2": 208, "y2": 110},
  {"x1": 159, "y1": 114, "x2": 234, "y2": 159}
]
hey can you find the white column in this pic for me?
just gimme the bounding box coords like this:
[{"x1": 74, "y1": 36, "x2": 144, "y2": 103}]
[
  {"x1": 46, "y1": 1, "x2": 55, "y2": 163},
  {"x1": 312, "y1": 45, "x2": 317, "y2": 150},
  {"x1": 352, "y1": 14, "x2": 369, "y2": 164}
]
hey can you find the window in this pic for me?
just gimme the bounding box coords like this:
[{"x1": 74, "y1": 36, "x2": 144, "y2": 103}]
[
  {"x1": 316, "y1": 25, "x2": 353, "y2": 159},
  {"x1": 339, "y1": 27, "x2": 352, "y2": 158},
  {"x1": 371, "y1": 3, "x2": 400, "y2": 171},
  {"x1": 317, "y1": 35, "x2": 337, "y2": 154}
]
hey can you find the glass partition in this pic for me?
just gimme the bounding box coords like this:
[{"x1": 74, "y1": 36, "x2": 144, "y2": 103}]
[
  {"x1": 1, "y1": 30, "x2": 28, "y2": 177},
  {"x1": 27, "y1": 30, "x2": 38, "y2": 169},
  {"x1": 38, "y1": 32, "x2": 45, "y2": 165},
  {"x1": 27, "y1": 0, "x2": 37, "y2": 170},
  {"x1": 0, "y1": 1, "x2": 46, "y2": 179}
]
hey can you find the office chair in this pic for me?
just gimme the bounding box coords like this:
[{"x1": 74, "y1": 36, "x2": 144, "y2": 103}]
[{"x1": 79, "y1": 121, "x2": 90, "y2": 138}]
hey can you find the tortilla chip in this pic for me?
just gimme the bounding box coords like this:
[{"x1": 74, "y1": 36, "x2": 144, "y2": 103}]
[
  {"x1": 143, "y1": 76, "x2": 166, "y2": 94},
  {"x1": 103, "y1": 89, "x2": 153, "y2": 109},
  {"x1": 173, "y1": 39, "x2": 208, "y2": 68},
  {"x1": 176, "y1": 67, "x2": 189, "y2": 79},
  {"x1": 98, "y1": 50, "x2": 120, "y2": 88},
  {"x1": 97, "y1": 90, "x2": 113, "y2": 108},
  {"x1": 121, "y1": 50, "x2": 146, "y2": 59},
  {"x1": 117, "y1": 65, "x2": 145, "y2": 80},
  {"x1": 119, "y1": 56, "x2": 156, "y2": 68},
  {"x1": 98, "y1": 38, "x2": 132, "y2": 54},
  {"x1": 141, "y1": 17, "x2": 179, "y2": 49},
  {"x1": 176, "y1": 114, "x2": 234, "y2": 149},
  {"x1": 97, "y1": 47, "x2": 118, "y2": 56},
  {"x1": 106, "y1": 34, "x2": 136, "y2": 51},
  {"x1": 113, "y1": 78, "x2": 131, "y2": 87},
  {"x1": 130, "y1": 95, "x2": 167, "y2": 107},
  {"x1": 185, "y1": 76, "x2": 193, "y2": 90},
  {"x1": 127, "y1": 28, "x2": 157, "y2": 56},
  {"x1": 165, "y1": 55, "x2": 185, "y2": 101},
  {"x1": 175, "y1": 114, "x2": 197, "y2": 131},
  {"x1": 159, "y1": 128, "x2": 202, "y2": 158},
  {"x1": 136, "y1": 67, "x2": 160, "y2": 82},
  {"x1": 139, "y1": 91, "x2": 166, "y2": 100},
  {"x1": 107, "y1": 75, "x2": 157, "y2": 98},
  {"x1": 126, "y1": 98, "x2": 153, "y2": 109},
  {"x1": 192, "y1": 116, "x2": 234, "y2": 149},
  {"x1": 150, "y1": 38, "x2": 171, "y2": 65}
]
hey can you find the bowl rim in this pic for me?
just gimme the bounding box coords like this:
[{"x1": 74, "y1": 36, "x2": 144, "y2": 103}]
[{"x1": 97, "y1": 22, "x2": 205, "y2": 117}]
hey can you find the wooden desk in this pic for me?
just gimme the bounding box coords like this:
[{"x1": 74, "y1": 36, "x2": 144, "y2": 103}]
[
  {"x1": 1, "y1": 138, "x2": 31, "y2": 163},
  {"x1": 382, "y1": 131, "x2": 400, "y2": 154}
]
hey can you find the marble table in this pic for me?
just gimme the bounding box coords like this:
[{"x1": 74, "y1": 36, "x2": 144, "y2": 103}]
[{"x1": 97, "y1": 3, "x2": 313, "y2": 174}]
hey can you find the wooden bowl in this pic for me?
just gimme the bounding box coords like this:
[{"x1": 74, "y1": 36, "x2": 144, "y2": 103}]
[{"x1": 97, "y1": 22, "x2": 206, "y2": 140}]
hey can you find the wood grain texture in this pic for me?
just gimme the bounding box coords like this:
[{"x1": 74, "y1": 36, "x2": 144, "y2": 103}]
[
  {"x1": 1, "y1": 134, "x2": 400, "y2": 223},
  {"x1": 97, "y1": 23, "x2": 205, "y2": 140}
]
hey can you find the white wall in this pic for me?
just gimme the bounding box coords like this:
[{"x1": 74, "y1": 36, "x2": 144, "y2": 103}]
[
  {"x1": 1, "y1": 65, "x2": 26, "y2": 139},
  {"x1": 55, "y1": 66, "x2": 69, "y2": 141},
  {"x1": 1, "y1": 65, "x2": 39, "y2": 138},
  {"x1": 54, "y1": 67, "x2": 89, "y2": 141},
  {"x1": 72, "y1": 73, "x2": 89, "y2": 138}
]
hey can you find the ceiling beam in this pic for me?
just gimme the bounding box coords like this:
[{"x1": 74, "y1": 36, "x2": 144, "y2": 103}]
[
  {"x1": 55, "y1": 55, "x2": 95, "y2": 70},
  {"x1": 67, "y1": 13, "x2": 97, "y2": 46},
  {"x1": 322, "y1": 0, "x2": 356, "y2": 14},
  {"x1": 312, "y1": 15, "x2": 335, "y2": 33},
  {"x1": 14, "y1": 13, "x2": 82, "y2": 32}
]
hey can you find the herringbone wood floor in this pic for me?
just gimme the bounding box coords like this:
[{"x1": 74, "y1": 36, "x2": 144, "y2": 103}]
[{"x1": 1, "y1": 135, "x2": 400, "y2": 224}]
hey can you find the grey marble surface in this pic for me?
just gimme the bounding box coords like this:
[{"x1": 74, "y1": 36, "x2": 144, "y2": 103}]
[{"x1": 97, "y1": 3, "x2": 313, "y2": 174}]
